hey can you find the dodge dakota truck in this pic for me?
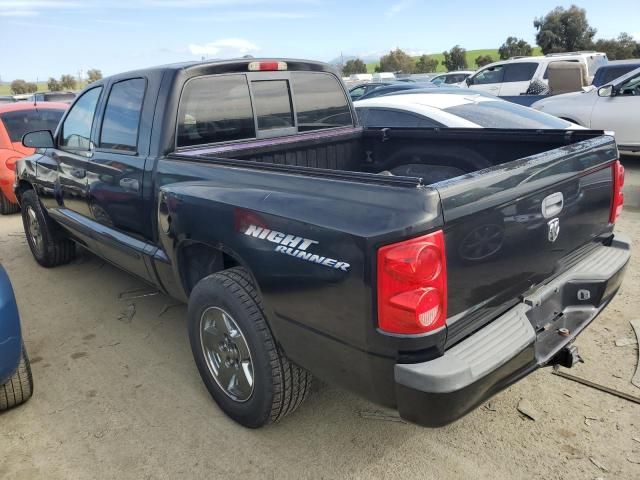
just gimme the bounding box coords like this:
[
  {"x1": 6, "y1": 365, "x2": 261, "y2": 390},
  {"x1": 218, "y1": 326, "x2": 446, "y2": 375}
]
[{"x1": 15, "y1": 59, "x2": 629, "y2": 428}]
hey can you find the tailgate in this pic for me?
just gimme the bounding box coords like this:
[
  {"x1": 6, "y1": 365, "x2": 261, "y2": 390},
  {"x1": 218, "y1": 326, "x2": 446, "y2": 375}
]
[{"x1": 435, "y1": 135, "x2": 619, "y2": 345}]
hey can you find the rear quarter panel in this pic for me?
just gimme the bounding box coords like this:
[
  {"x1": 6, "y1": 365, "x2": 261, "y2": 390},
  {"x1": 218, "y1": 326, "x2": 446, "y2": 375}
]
[{"x1": 155, "y1": 158, "x2": 444, "y2": 393}]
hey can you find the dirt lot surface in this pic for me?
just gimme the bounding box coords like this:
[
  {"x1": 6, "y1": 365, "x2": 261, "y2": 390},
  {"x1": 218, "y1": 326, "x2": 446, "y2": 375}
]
[{"x1": 1, "y1": 158, "x2": 639, "y2": 480}]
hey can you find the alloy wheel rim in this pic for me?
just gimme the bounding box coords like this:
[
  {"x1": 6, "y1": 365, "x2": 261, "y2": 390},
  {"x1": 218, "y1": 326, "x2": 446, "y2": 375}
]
[
  {"x1": 26, "y1": 206, "x2": 43, "y2": 256},
  {"x1": 200, "y1": 306, "x2": 254, "y2": 402}
]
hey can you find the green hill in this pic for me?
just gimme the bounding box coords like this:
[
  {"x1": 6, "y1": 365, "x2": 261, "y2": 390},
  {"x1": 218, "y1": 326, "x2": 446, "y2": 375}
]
[{"x1": 366, "y1": 47, "x2": 543, "y2": 73}]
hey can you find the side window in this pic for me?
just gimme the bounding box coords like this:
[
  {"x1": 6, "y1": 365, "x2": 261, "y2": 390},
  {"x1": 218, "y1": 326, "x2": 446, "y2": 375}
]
[
  {"x1": 177, "y1": 74, "x2": 255, "y2": 147},
  {"x1": 618, "y1": 75, "x2": 640, "y2": 96},
  {"x1": 350, "y1": 86, "x2": 366, "y2": 99},
  {"x1": 291, "y1": 72, "x2": 353, "y2": 131},
  {"x1": 251, "y1": 80, "x2": 294, "y2": 131},
  {"x1": 60, "y1": 87, "x2": 102, "y2": 151},
  {"x1": 471, "y1": 65, "x2": 505, "y2": 85},
  {"x1": 503, "y1": 63, "x2": 538, "y2": 82},
  {"x1": 100, "y1": 78, "x2": 146, "y2": 152}
]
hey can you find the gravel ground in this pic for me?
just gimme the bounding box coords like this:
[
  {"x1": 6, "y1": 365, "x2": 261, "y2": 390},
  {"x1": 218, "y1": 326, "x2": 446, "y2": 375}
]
[{"x1": 0, "y1": 157, "x2": 639, "y2": 480}]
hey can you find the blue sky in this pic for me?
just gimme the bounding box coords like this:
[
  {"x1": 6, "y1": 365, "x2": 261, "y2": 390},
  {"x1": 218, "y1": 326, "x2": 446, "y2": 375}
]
[{"x1": 1, "y1": 0, "x2": 639, "y2": 81}]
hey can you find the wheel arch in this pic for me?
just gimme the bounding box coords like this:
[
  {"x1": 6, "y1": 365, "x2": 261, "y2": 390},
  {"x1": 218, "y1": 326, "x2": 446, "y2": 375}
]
[{"x1": 176, "y1": 240, "x2": 258, "y2": 297}]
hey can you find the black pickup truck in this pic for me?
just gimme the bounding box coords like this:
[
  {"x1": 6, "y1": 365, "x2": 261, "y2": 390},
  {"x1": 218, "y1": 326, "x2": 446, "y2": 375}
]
[{"x1": 16, "y1": 59, "x2": 629, "y2": 428}]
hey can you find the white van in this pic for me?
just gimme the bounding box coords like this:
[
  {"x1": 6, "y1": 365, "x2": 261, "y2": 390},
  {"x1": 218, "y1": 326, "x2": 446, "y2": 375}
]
[{"x1": 463, "y1": 52, "x2": 608, "y2": 96}]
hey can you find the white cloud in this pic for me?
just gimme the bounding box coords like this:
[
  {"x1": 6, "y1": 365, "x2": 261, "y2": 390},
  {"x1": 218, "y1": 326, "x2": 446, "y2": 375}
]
[
  {"x1": 191, "y1": 10, "x2": 313, "y2": 22},
  {"x1": 385, "y1": 0, "x2": 414, "y2": 17},
  {"x1": 188, "y1": 38, "x2": 260, "y2": 58},
  {"x1": 0, "y1": 9, "x2": 37, "y2": 15}
]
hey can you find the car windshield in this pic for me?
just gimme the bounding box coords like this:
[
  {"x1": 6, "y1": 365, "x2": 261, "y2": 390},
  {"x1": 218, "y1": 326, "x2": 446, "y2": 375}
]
[
  {"x1": 0, "y1": 108, "x2": 64, "y2": 142},
  {"x1": 443, "y1": 101, "x2": 572, "y2": 129}
]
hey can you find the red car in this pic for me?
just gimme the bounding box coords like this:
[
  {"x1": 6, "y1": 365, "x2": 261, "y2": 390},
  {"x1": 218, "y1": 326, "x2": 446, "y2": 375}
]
[{"x1": 0, "y1": 102, "x2": 67, "y2": 214}]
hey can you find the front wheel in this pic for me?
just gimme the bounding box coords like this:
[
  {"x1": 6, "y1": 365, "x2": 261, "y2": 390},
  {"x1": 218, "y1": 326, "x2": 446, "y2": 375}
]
[
  {"x1": 0, "y1": 344, "x2": 34, "y2": 411},
  {"x1": 188, "y1": 267, "x2": 312, "y2": 428},
  {"x1": 20, "y1": 190, "x2": 75, "y2": 267}
]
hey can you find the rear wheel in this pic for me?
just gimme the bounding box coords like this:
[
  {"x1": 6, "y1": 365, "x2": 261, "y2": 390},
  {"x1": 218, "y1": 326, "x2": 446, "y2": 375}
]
[
  {"x1": 0, "y1": 191, "x2": 19, "y2": 215},
  {"x1": 20, "y1": 189, "x2": 75, "y2": 267},
  {"x1": 0, "y1": 345, "x2": 34, "y2": 411},
  {"x1": 188, "y1": 267, "x2": 312, "y2": 428}
]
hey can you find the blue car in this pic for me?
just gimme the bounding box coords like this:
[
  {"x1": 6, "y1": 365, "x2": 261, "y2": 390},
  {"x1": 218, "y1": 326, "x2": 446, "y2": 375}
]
[{"x1": 0, "y1": 265, "x2": 33, "y2": 411}]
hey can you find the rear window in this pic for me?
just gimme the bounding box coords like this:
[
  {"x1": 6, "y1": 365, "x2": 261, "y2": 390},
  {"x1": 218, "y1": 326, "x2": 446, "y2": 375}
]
[
  {"x1": 291, "y1": 72, "x2": 352, "y2": 131},
  {"x1": 177, "y1": 74, "x2": 255, "y2": 147},
  {"x1": 251, "y1": 80, "x2": 294, "y2": 130},
  {"x1": 444, "y1": 101, "x2": 572, "y2": 129},
  {"x1": 0, "y1": 108, "x2": 64, "y2": 143}
]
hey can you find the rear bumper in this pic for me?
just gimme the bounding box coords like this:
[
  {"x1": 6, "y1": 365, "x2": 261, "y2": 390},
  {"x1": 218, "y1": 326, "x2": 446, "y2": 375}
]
[{"x1": 394, "y1": 234, "x2": 631, "y2": 427}]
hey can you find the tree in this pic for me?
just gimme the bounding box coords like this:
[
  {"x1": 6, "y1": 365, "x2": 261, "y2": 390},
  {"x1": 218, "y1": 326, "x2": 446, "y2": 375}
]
[
  {"x1": 534, "y1": 5, "x2": 596, "y2": 54},
  {"x1": 594, "y1": 33, "x2": 640, "y2": 60},
  {"x1": 47, "y1": 77, "x2": 62, "y2": 92},
  {"x1": 26, "y1": 82, "x2": 38, "y2": 93},
  {"x1": 378, "y1": 48, "x2": 415, "y2": 73},
  {"x1": 342, "y1": 59, "x2": 367, "y2": 76},
  {"x1": 415, "y1": 54, "x2": 439, "y2": 73},
  {"x1": 442, "y1": 45, "x2": 468, "y2": 71},
  {"x1": 498, "y1": 37, "x2": 533, "y2": 60},
  {"x1": 59, "y1": 74, "x2": 77, "y2": 90},
  {"x1": 87, "y1": 68, "x2": 103, "y2": 84},
  {"x1": 475, "y1": 55, "x2": 494, "y2": 68},
  {"x1": 10, "y1": 79, "x2": 28, "y2": 94}
]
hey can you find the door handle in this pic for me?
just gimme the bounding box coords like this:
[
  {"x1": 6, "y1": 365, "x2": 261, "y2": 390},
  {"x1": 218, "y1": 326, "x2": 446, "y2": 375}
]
[
  {"x1": 70, "y1": 168, "x2": 86, "y2": 179},
  {"x1": 119, "y1": 178, "x2": 140, "y2": 192}
]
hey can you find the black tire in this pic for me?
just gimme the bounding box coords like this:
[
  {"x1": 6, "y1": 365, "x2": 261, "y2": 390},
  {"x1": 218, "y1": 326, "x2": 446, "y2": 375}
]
[
  {"x1": 21, "y1": 189, "x2": 75, "y2": 267},
  {"x1": 0, "y1": 191, "x2": 20, "y2": 215},
  {"x1": 188, "y1": 267, "x2": 312, "y2": 428},
  {"x1": 0, "y1": 344, "x2": 34, "y2": 412}
]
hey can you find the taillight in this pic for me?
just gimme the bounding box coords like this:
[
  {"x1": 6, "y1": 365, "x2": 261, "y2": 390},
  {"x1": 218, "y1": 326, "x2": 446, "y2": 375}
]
[
  {"x1": 610, "y1": 160, "x2": 625, "y2": 223},
  {"x1": 377, "y1": 230, "x2": 447, "y2": 335},
  {"x1": 248, "y1": 61, "x2": 287, "y2": 71},
  {"x1": 5, "y1": 157, "x2": 19, "y2": 171}
]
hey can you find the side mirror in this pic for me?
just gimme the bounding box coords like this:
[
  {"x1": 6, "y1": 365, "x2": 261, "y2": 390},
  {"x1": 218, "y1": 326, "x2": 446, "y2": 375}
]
[
  {"x1": 22, "y1": 130, "x2": 55, "y2": 149},
  {"x1": 597, "y1": 85, "x2": 614, "y2": 97},
  {"x1": 465, "y1": 77, "x2": 472, "y2": 86}
]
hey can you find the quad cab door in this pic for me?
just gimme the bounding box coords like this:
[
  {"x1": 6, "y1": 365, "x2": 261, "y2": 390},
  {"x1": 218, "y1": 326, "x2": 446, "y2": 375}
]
[
  {"x1": 590, "y1": 71, "x2": 640, "y2": 149},
  {"x1": 37, "y1": 86, "x2": 103, "y2": 249},
  {"x1": 498, "y1": 62, "x2": 538, "y2": 96},
  {"x1": 85, "y1": 76, "x2": 155, "y2": 281},
  {"x1": 467, "y1": 64, "x2": 505, "y2": 95}
]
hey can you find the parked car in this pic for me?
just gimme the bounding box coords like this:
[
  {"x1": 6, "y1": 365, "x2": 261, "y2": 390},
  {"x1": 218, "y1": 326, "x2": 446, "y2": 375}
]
[
  {"x1": 349, "y1": 82, "x2": 395, "y2": 100},
  {"x1": 464, "y1": 52, "x2": 608, "y2": 96},
  {"x1": 532, "y1": 67, "x2": 640, "y2": 151},
  {"x1": 0, "y1": 265, "x2": 33, "y2": 412},
  {"x1": 357, "y1": 82, "x2": 436, "y2": 100},
  {"x1": 429, "y1": 71, "x2": 474, "y2": 86},
  {"x1": 355, "y1": 89, "x2": 579, "y2": 130},
  {"x1": 16, "y1": 58, "x2": 629, "y2": 429},
  {"x1": 591, "y1": 59, "x2": 640, "y2": 87},
  {"x1": 0, "y1": 103, "x2": 67, "y2": 214},
  {"x1": 33, "y1": 91, "x2": 77, "y2": 103},
  {"x1": 0, "y1": 96, "x2": 15, "y2": 104}
]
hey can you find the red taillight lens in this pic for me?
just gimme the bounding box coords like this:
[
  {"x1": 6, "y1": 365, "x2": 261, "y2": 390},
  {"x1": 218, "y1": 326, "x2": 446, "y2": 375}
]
[
  {"x1": 377, "y1": 230, "x2": 447, "y2": 334},
  {"x1": 609, "y1": 160, "x2": 625, "y2": 223}
]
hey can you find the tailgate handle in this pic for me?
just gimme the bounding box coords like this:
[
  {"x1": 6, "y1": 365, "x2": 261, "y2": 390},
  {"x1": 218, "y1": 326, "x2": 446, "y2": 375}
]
[{"x1": 542, "y1": 192, "x2": 564, "y2": 219}]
